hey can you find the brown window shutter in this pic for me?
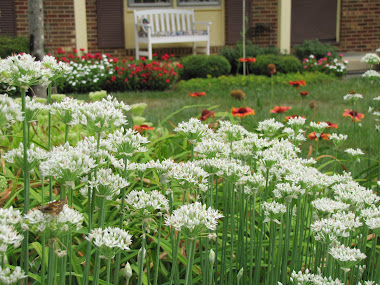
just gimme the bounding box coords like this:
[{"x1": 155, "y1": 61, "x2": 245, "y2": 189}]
[
  {"x1": 291, "y1": 0, "x2": 337, "y2": 44},
  {"x1": 0, "y1": 0, "x2": 16, "y2": 36},
  {"x1": 97, "y1": 0, "x2": 125, "y2": 48},
  {"x1": 225, "y1": 0, "x2": 251, "y2": 45}
]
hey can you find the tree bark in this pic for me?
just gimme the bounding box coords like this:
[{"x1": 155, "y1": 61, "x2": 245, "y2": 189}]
[{"x1": 28, "y1": 0, "x2": 46, "y2": 97}]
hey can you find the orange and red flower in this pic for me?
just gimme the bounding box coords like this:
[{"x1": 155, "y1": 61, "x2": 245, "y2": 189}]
[
  {"x1": 343, "y1": 109, "x2": 365, "y2": 122},
  {"x1": 270, "y1": 106, "x2": 292, "y2": 114},
  {"x1": 231, "y1": 107, "x2": 255, "y2": 118},
  {"x1": 288, "y1": 80, "x2": 306, "y2": 89},
  {"x1": 239, "y1": 57, "x2": 256, "y2": 63},
  {"x1": 307, "y1": 132, "x2": 331, "y2": 141},
  {"x1": 199, "y1": 110, "x2": 215, "y2": 121},
  {"x1": 134, "y1": 124, "x2": 155, "y2": 134},
  {"x1": 284, "y1": 115, "x2": 306, "y2": 121},
  {"x1": 300, "y1": 91, "x2": 309, "y2": 96},
  {"x1": 324, "y1": 121, "x2": 338, "y2": 129},
  {"x1": 189, "y1": 91, "x2": 206, "y2": 97}
]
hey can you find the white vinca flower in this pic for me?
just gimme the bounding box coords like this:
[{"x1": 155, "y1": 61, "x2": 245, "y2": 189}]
[
  {"x1": 4, "y1": 143, "x2": 48, "y2": 172},
  {"x1": 0, "y1": 265, "x2": 27, "y2": 285},
  {"x1": 125, "y1": 189, "x2": 169, "y2": 216},
  {"x1": 174, "y1": 117, "x2": 213, "y2": 144},
  {"x1": 164, "y1": 202, "x2": 223, "y2": 239},
  {"x1": 0, "y1": 94, "x2": 23, "y2": 129},
  {"x1": 86, "y1": 227, "x2": 132, "y2": 259},
  {"x1": 22, "y1": 205, "x2": 84, "y2": 238}
]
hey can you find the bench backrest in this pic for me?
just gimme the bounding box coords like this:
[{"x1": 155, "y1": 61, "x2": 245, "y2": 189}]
[{"x1": 134, "y1": 9, "x2": 195, "y2": 35}]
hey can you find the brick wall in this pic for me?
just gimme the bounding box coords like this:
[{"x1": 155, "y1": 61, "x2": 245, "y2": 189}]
[
  {"x1": 251, "y1": 0, "x2": 278, "y2": 47},
  {"x1": 338, "y1": 0, "x2": 380, "y2": 52},
  {"x1": 14, "y1": 0, "x2": 76, "y2": 54}
]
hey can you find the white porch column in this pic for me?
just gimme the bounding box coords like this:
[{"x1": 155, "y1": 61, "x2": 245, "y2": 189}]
[
  {"x1": 74, "y1": 0, "x2": 88, "y2": 52},
  {"x1": 277, "y1": 0, "x2": 291, "y2": 54}
]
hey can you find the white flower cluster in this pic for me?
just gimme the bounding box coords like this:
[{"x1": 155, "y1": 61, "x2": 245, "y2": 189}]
[
  {"x1": 0, "y1": 206, "x2": 23, "y2": 254},
  {"x1": 360, "y1": 53, "x2": 380, "y2": 66},
  {"x1": 273, "y1": 182, "x2": 305, "y2": 201},
  {"x1": 41, "y1": 55, "x2": 72, "y2": 84},
  {"x1": 343, "y1": 93, "x2": 363, "y2": 102},
  {"x1": 312, "y1": 197, "x2": 349, "y2": 215},
  {"x1": 22, "y1": 205, "x2": 84, "y2": 237},
  {"x1": 86, "y1": 227, "x2": 132, "y2": 259},
  {"x1": 194, "y1": 139, "x2": 231, "y2": 158},
  {"x1": 329, "y1": 243, "x2": 366, "y2": 265},
  {"x1": 167, "y1": 161, "x2": 209, "y2": 189},
  {"x1": 344, "y1": 148, "x2": 365, "y2": 157},
  {"x1": 4, "y1": 143, "x2": 48, "y2": 172},
  {"x1": 362, "y1": 70, "x2": 380, "y2": 79},
  {"x1": 174, "y1": 118, "x2": 213, "y2": 144},
  {"x1": 290, "y1": 269, "x2": 344, "y2": 285},
  {"x1": 0, "y1": 94, "x2": 23, "y2": 129},
  {"x1": 215, "y1": 120, "x2": 250, "y2": 142},
  {"x1": 39, "y1": 142, "x2": 97, "y2": 184},
  {"x1": 50, "y1": 96, "x2": 83, "y2": 126},
  {"x1": 165, "y1": 202, "x2": 223, "y2": 238},
  {"x1": 262, "y1": 201, "x2": 286, "y2": 217},
  {"x1": 257, "y1": 118, "x2": 284, "y2": 136},
  {"x1": 0, "y1": 265, "x2": 27, "y2": 285},
  {"x1": 125, "y1": 189, "x2": 169, "y2": 215},
  {"x1": 310, "y1": 121, "x2": 329, "y2": 134}
]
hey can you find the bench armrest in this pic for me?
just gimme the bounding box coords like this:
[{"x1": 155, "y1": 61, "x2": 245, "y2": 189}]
[{"x1": 193, "y1": 21, "x2": 212, "y2": 26}]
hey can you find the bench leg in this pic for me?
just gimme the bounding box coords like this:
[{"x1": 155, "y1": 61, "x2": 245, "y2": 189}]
[
  {"x1": 148, "y1": 43, "x2": 153, "y2": 60},
  {"x1": 206, "y1": 40, "x2": 210, "y2": 55},
  {"x1": 193, "y1": 42, "x2": 196, "y2": 55},
  {"x1": 135, "y1": 42, "x2": 140, "y2": 60}
]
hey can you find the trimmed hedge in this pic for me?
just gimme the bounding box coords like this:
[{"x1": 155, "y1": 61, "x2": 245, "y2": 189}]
[
  {"x1": 250, "y1": 54, "x2": 303, "y2": 75},
  {"x1": 180, "y1": 55, "x2": 231, "y2": 80},
  {"x1": 0, "y1": 35, "x2": 29, "y2": 58},
  {"x1": 293, "y1": 39, "x2": 339, "y2": 60}
]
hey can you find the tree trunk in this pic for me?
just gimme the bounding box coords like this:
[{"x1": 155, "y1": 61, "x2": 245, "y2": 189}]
[{"x1": 28, "y1": 0, "x2": 46, "y2": 97}]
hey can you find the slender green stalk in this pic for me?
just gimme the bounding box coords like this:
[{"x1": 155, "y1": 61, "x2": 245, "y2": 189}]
[
  {"x1": 138, "y1": 223, "x2": 147, "y2": 285},
  {"x1": 249, "y1": 194, "x2": 256, "y2": 285},
  {"x1": 153, "y1": 216, "x2": 163, "y2": 285},
  {"x1": 93, "y1": 197, "x2": 106, "y2": 285},
  {"x1": 41, "y1": 179, "x2": 46, "y2": 285},
  {"x1": 209, "y1": 255, "x2": 214, "y2": 285},
  {"x1": 65, "y1": 123, "x2": 70, "y2": 143},
  {"x1": 114, "y1": 157, "x2": 128, "y2": 285},
  {"x1": 47, "y1": 240, "x2": 57, "y2": 285},
  {"x1": 184, "y1": 239, "x2": 196, "y2": 285},
  {"x1": 281, "y1": 202, "x2": 293, "y2": 284},
  {"x1": 47, "y1": 84, "x2": 53, "y2": 200},
  {"x1": 290, "y1": 195, "x2": 302, "y2": 272},
  {"x1": 106, "y1": 258, "x2": 111, "y2": 285},
  {"x1": 229, "y1": 182, "x2": 235, "y2": 283},
  {"x1": 275, "y1": 215, "x2": 284, "y2": 283}
]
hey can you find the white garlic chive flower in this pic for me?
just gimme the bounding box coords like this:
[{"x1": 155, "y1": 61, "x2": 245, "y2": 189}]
[
  {"x1": 311, "y1": 211, "x2": 362, "y2": 243},
  {"x1": 50, "y1": 97, "x2": 83, "y2": 126},
  {"x1": 215, "y1": 120, "x2": 250, "y2": 142},
  {"x1": 39, "y1": 142, "x2": 97, "y2": 185},
  {"x1": 0, "y1": 207, "x2": 22, "y2": 226},
  {"x1": 344, "y1": 148, "x2": 365, "y2": 158},
  {"x1": 164, "y1": 202, "x2": 223, "y2": 239},
  {"x1": 358, "y1": 282, "x2": 377, "y2": 285},
  {"x1": 360, "y1": 53, "x2": 380, "y2": 67},
  {"x1": 0, "y1": 94, "x2": 23, "y2": 129},
  {"x1": 362, "y1": 70, "x2": 380, "y2": 80},
  {"x1": 4, "y1": 143, "x2": 48, "y2": 172},
  {"x1": 22, "y1": 205, "x2": 84, "y2": 238},
  {"x1": 125, "y1": 189, "x2": 169, "y2": 216},
  {"x1": 310, "y1": 121, "x2": 329, "y2": 137},
  {"x1": 24, "y1": 96, "x2": 49, "y2": 123},
  {"x1": 343, "y1": 93, "x2": 363, "y2": 103},
  {"x1": 41, "y1": 55, "x2": 72, "y2": 84},
  {"x1": 360, "y1": 205, "x2": 380, "y2": 232},
  {"x1": 0, "y1": 224, "x2": 24, "y2": 254},
  {"x1": 102, "y1": 127, "x2": 149, "y2": 158},
  {"x1": 173, "y1": 117, "x2": 213, "y2": 144},
  {"x1": 373, "y1": 96, "x2": 380, "y2": 101},
  {"x1": 290, "y1": 269, "x2": 344, "y2": 285},
  {"x1": 79, "y1": 95, "x2": 130, "y2": 134},
  {"x1": 257, "y1": 118, "x2": 284, "y2": 137},
  {"x1": 86, "y1": 227, "x2": 132, "y2": 259},
  {"x1": 262, "y1": 201, "x2": 286, "y2": 224},
  {"x1": 312, "y1": 197, "x2": 350, "y2": 216},
  {"x1": 0, "y1": 265, "x2": 27, "y2": 285},
  {"x1": 287, "y1": 116, "x2": 306, "y2": 129},
  {"x1": 329, "y1": 243, "x2": 366, "y2": 271},
  {"x1": 84, "y1": 168, "x2": 129, "y2": 200},
  {"x1": 166, "y1": 161, "x2": 209, "y2": 189},
  {"x1": 236, "y1": 173, "x2": 266, "y2": 195},
  {"x1": 282, "y1": 127, "x2": 306, "y2": 146},
  {"x1": 0, "y1": 54, "x2": 47, "y2": 89},
  {"x1": 194, "y1": 139, "x2": 231, "y2": 158},
  {"x1": 230, "y1": 140, "x2": 253, "y2": 159},
  {"x1": 330, "y1": 133, "x2": 348, "y2": 149},
  {"x1": 272, "y1": 182, "x2": 305, "y2": 201}
]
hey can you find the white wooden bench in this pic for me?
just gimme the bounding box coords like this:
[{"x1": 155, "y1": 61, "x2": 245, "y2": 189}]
[{"x1": 133, "y1": 9, "x2": 211, "y2": 60}]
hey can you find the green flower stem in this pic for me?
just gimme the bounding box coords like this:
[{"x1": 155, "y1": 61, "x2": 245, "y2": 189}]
[
  {"x1": 249, "y1": 194, "x2": 256, "y2": 285},
  {"x1": 296, "y1": 196, "x2": 307, "y2": 271},
  {"x1": 281, "y1": 202, "x2": 293, "y2": 284},
  {"x1": 254, "y1": 221, "x2": 265, "y2": 284},
  {"x1": 153, "y1": 216, "x2": 163, "y2": 285},
  {"x1": 47, "y1": 240, "x2": 57, "y2": 285},
  {"x1": 220, "y1": 178, "x2": 229, "y2": 284},
  {"x1": 229, "y1": 182, "x2": 235, "y2": 283},
  {"x1": 353, "y1": 103, "x2": 356, "y2": 148},
  {"x1": 266, "y1": 221, "x2": 276, "y2": 285},
  {"x1": 369, "y1": 234, "x2": 377, "y2": 280},
  {"x1": 41, "y1": 180, "x2": 46, "y2": 285},
  {"x1": 290, "y1": 195, "x2": 302, "y2": 273},
  {"x1": 93, "y1": 197, "x2": 106, "y2": 285},
  {"x1": 184, "y1": 239, "x2": 196, "y2": 285},
  {"x1": 138, "y1": 223, "x2": 147, "y2": 285},
  {"x1": 169, "y1": 231, "x2": 181, "y2": 285},
  {"x1": 377, "y1": 131, "x2": 380, "y2": 195},
  {"x1": 209, "y1": 256, "x2": 214, "y2": 285},
  {"x1": 65, "y1": 123, "x2": 69, "y2": 143},
  {"x1": 47, "y1": 84, "x2": 53, "y2": 200},
  {"x1": 374, "y1": 242, "x2": 380, "y2": 283},
  {"x1": 274, "y1": 215, "x2": 284, "y2": 283},
  {"x1": 20, "y1": 88, "x2": 30, "y2": 278},
  {"x1": 106, "y1": 258, "x2": 111, "y2": 285},
  {"x1": 114, "y1": 157, "x2": 128, "y2": 285},
  {"x1": 59, "y1": 236, "x2": 67, "y2": 285}
]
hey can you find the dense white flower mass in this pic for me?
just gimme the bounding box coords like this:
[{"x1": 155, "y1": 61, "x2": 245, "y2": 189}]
[
  {"x1": 165, "y1": 202, "x2": 223, "y2": 238},
  {"x1": 174, "y1": 117, "x2": 213, "y2": 143},
  {"x1": 0, "y1": 265, "x2": 27, "y2": 285},
  {"x1": 310, "y1": 121, "x2": 329, "y2": 134},
  {"x1": 215, "y1": 120, "x2": 250, "y2": 142},
  {"x1": 0, "y1": 94, "x2": 23, "y2": 129},
  {"x1": 262, "y1": 201, "x2": 286, "y2": 217},
  {"x1": 343, "y1": 93, "x2": 363, "y2": 102},
  {"x1": 86, "y1": 227, "x2": 132, "y2": 259},
  {"x1": 194, "y1": 139, "x2": 231, "y2": 158},
  {"x1": 22, "y1": 205, "x2": 84, "y2": 237},
  {"x1": 312, "y1": 197, "x2": 349, "y2": 215},
  {"x1": 273, "y1": 182, "x2": 305, "y2": 200},
  {"x1": 330, "y1": 133, "x2": 348, "y2": 148},
  {"x1": 41, "y1": 55, "x2": 72, "y2": 84},
  {"x1": 329, "y1": 243, "x2": 366, "y2": 266},
  {"x1": 4, "y1": 143, "x2": 48, "y2": 172},
  {"x1": 50, "y1": 97, "x2": 83, "y2": 126},
  {"x1": 257, "y1": 118, "x2": 284, "y2": 136},
  {"x1": 125, "y1": 189, "x2": 169, "y2": 215},
  {"x1": 167, "y1": 161, "x2": 209, "y2": 188},
  {"x1": 344, "y1": 148, "x2": 365, "y2": 157},
  {"x1": 0, "y1": 224, "x2": 23, "y2": 254},
  {"x1": 360, "y1": 53, "x2": 380, "y2": 66},
  {"x1": 362, "y1": 70, "x2": 380, "y2": 79},
  {"x1": 290, "y1": 269, "x2": 344, "y2": 285}
]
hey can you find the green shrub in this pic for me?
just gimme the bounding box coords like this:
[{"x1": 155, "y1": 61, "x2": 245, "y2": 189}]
[
  {"x1": 293, "y1": 39, "x2": 339, "y2": 60},
  {"x1": 250, "y1": 54, "x2": 302, "y2": 75},
  {"x1": 218, "y1": 42, "x2": 279, "y2": 74},
  {"x1": 0, "y1": 35, "x2": 29, "y2": 58},
  {"x1": 180, "y1": 55, "x2": 231, "y2": 79}
]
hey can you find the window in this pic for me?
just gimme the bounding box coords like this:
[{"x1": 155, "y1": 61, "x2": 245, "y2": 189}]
[
  {"x1": 178, "y1": 0, "x2": 220, "y2": 6},
  {"x1": 128, "y1": 0, "x2": 172, "y2": 7}
]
